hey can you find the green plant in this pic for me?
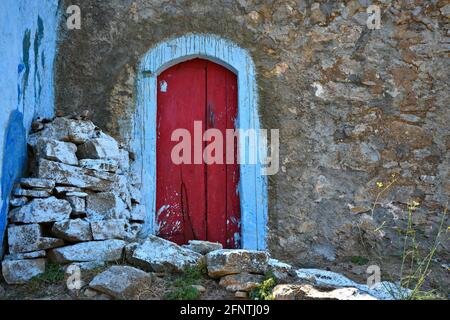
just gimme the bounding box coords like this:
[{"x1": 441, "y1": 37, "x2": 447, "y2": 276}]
[
  {"x1": 31, "y1": 262, "x2": 65, "y2": 284},
  {"x1": 165, "y1": 286, "x2": 200, "y2": 300},
  {"x1": 351, "y1": 256, "x2": 369, "y2": 265},
  {"x1": 249, "y1": 272, "x2": 277, "y2": 300},
  {"x1": 389, "y1": 204, "x2": 448, "y2": 300},
  {"x1": 165, "y1": 265, "x2": 204, "y2": 300}
]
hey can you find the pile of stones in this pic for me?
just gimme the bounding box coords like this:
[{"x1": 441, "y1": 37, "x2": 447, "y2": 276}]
[{"x1": 1, "y1": 117, "x2": 145, "y2": 284}]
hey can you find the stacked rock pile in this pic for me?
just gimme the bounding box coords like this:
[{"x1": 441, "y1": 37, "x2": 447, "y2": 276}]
[{"x1": 2, "y1": 117, "x2": 144, "y2": 284}]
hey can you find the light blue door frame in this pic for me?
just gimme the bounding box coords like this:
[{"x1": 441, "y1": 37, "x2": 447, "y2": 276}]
[{"x1": 132, "y1": 34, "x2": 267, "y2": 250}]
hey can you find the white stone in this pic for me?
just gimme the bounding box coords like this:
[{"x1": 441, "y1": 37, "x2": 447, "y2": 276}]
[
  {"x1": 12, "y1": 187, "x2": 50, "y2": 198},
  {"x1": 130, "y1": 205, "x2": 145, "y2": 222},
  {"x1": 91, "y1": 219, "x2": 129, "y2": 240},
  {"x1": 79, "y1": 159, "x2": 119, "y2": 172},
  {"x1": 9, "y1": 196, "x2": 72, "y2": 224},
  {"x1": 66, "y1": 196, "x2": 86, "y2": 214},
  {"x1": 89, "y1": 265, "x2": 152, "y2": 299},
  {"x1": 206, "y1": 249, "x2": 269, "y2": 278},
  {"x1": 52, "y1": 219, "x2": 93, "y2": 242},
  {"x1": 295, "y1": 268, "x2": 411, "y2": 300},
  {"x1": 131, "y1": 235, "x2": 203, "y2": 273},
  {"x1": 1, "y1": 259, "x2": 46, "y2": 284},
  {"x1": 36, "y1": 138, "x2": 78, "y2": 165},
  {"x1": 9, "y1": 196, "x2": 28, "y2": 207},
  {"x1": 182, "y1": 240, "x2": 223, "y2": 255},
  {"x1": 8, "y1": 224, "x2": 41, "y2": 253},
  {"x1": 4, "y1": 250, "x2": 46, "y2": 260},
  {"x1": 55, "y1": 186, "x2": 83, "y2": 194},
  {"x1": 86, "y1": 192, "x2": 128, "y2": 220},
  {"x1": 37, "y1": 159, "x2": 113, "y2": 191},
  {"x1": 272, "y1": 284, "x2": 377, "y2": 300},
  {"x1": 66, "y1": 192, "x2": 89, "y2": 198},
  {"x1": 77, "y1": 132, "x2": 120, "y2": 159},
  {"x1": 28, "y1": 117, "x2": 97, "y2": 146},
  {"x1": 19, "y1": 178, "x2": 55, "y2": 189},
  {"x1": 48, "y1": 240, "x2": 125, "y2": 263}
]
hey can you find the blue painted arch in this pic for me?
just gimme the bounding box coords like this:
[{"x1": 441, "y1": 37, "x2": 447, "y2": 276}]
[{"x1": 132, "y1": 34, "x2": 267, "y2": 250}]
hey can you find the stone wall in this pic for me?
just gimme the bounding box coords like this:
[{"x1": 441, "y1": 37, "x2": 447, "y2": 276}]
[
  {"x1": 0, "y1": 0, "x2": 60, "y2": 256},
  {"x1": 55, "y1": 0, "x2": 449, "y2": 284}
]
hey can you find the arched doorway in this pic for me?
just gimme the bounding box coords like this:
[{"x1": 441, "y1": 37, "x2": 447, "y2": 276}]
[{"x1": 133, "y1": 34, "x2": 267, "y2": 250}]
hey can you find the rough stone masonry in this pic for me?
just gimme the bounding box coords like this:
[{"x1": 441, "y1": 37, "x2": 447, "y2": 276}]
[
  {"x1": 2, "y1": 117, "x2": 144, "y2": 284},
  {"x1": 55, "y1": 0, "x2": 449, "y2": 288}
]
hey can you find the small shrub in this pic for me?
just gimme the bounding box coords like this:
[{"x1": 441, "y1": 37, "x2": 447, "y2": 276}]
[
  {"x1": 351, "y1": 256, "x2": 369, "y2": 265},
  {"x1": 31, "y1": 262, "x2": 64, "y2": 284},
  {"x1": 165, "y1": 286, "x2": 200, "y2": 300},
  {"x1": 249, "y1": 272, "x2": 277, "y2": 300},
  {"x1": 165, "y1": 265, "x2": 204, "y2": 300}
]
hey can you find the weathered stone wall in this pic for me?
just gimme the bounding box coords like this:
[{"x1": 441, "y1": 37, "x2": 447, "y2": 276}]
[
  {"x1": 0, "y1": 0, "x2": 60, "y2": 256},
  {"x1": 55, "y1": 0, "x2": 449, "y2": 286}
]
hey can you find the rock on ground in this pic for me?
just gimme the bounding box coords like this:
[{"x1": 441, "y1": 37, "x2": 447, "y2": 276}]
[
  {"x1": 89, "y1": 265, "x2": 153, "y2": 299},
  {"x1": 219, "y1": 272, "x2": 264, "y2": 292},
  {"x1": 296, "y1": 268, "x2": 410, "y2": 300},
  {"x1": 9, "y1": 197, "x2": 72, "y2": 224},
  {"x1": 206, "y1": 249, "x2": 269, "y2": 278},
  {"x1": 182, "y1": 240, "x2": 223, "y2": 255},
  {"x1": 48, "y1": 240, "x2": 125, "y2": 263},
  {"x1": 130, "y1": 235, "x2": 203, "y2": 272},
  {"x1": 272, "y1": 284, "x2": 377, "y2": 300},
  {"x1": 1, "y1": 259, "x2": 46, "y2": 284}
]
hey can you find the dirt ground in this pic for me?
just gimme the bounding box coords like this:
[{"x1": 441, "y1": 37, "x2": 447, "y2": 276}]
[{"x1": 0, "y1": 265, "x2": 236, "y2": 301}]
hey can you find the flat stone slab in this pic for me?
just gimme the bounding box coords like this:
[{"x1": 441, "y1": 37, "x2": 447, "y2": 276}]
[
  {"x1": 12, "y1": 187, "x2": 50, "y2": 198},
  {"x1": 131, "y1": 235, "x2": 203, "y2": 272},
  {"x1": 272, "y1": 284, "x2": 377, "y2": 300},
  {"x1": 1, "y1": 259, "x2": 46, "y2": 284},
  {"x1": 19, "y1": 178, "x2": 55, "y2": 189},
  {"x1": 206, "y1": 249, "x2": 269, "y2": 278},
  {"x1": 4, "y1": 250, "x2": 46, "y2": 260},
  {"x1": 79, "y1": 159, "x2": 119, "y2": 172},
  {"x1": 89, "y1": 265, "x2": 152, "y2": 299},
  {"x1": 9, "y1": 196, "x2": 72, "y2": 224},
  {"x1": 91, "y1": 219, "x2": 128, "y2": 240},
  {"x1": 37, "y1": 159, "x2": 113, "y2": 192},
  {"x1": 182, "y1": 240, "x2": 223, "y2": 255},
  {"x1": 52, "y1": 219, "x2": 93, "y2": 242},
  {"x1": 48, "y1": 240, "x2": 125, "y2": 263}
]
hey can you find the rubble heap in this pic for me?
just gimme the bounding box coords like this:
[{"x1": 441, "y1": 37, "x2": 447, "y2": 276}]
[{"x1": 2, "y1": 117, "x2": 145, "y2": 284}]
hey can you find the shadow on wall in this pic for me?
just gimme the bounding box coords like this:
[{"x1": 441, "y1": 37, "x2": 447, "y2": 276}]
[{"x1": 0, "y1": 111, "x2": 27, "y2": 255}]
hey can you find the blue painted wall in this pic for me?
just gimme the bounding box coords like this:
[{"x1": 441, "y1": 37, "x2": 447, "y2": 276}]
[{"x1": 0, "y1": 0, "x2": 60, "y2": 256}]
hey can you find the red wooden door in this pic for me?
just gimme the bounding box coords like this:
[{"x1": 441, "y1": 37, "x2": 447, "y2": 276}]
[{"x1": 156, "y1": 58, "x2": 241, "y2": 248}]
